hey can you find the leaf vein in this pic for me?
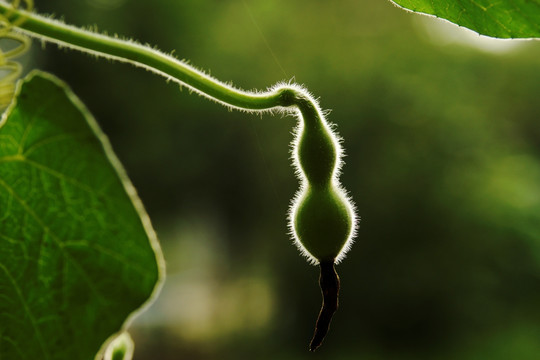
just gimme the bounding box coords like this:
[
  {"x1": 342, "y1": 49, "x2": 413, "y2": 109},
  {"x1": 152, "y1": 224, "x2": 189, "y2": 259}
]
[
  {"x1": 0, "y1": 178, "x2": 108, "y2": 305},
  {"x1": 0, "y1": 262, "x2": 50, "y2": 360}
]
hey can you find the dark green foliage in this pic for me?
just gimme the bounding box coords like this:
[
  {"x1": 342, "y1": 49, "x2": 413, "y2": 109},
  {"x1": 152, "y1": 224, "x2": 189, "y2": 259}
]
[
  {"x1": 391, "y1": 0, "x2": 540, "y2": 38},
  {"x1": 0, "y1": 72, "x2": 161, "y2": 360}
]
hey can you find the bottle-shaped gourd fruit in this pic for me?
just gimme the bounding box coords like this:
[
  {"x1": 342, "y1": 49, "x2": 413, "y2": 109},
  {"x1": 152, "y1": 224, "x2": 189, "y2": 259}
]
[{"x1": 286, "y1": 91, "x2": 357, "y2": 351}]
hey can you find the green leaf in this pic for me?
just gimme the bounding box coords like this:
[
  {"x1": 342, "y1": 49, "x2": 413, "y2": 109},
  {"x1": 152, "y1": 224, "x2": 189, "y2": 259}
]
[
  {"x1": 0, "y1": 71, "x2": 163, "y2": 360},
  {"x1": 390, "y1": 0, "x2": 540, "y2": 38}
]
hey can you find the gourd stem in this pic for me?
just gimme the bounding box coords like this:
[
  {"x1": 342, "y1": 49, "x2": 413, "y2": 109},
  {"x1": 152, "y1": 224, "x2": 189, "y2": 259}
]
[{"x1": 0, "y1": 1, "x2": 316, "y2": 112}]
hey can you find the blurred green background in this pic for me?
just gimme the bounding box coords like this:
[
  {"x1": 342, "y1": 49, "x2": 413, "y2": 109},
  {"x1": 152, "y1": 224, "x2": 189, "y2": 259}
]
[{"x1": 24, "y1": 0, "x2": 540, "y2": 359}]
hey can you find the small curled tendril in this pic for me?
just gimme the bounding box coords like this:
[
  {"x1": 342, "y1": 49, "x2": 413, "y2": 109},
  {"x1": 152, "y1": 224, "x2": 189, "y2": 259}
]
[{"x1": 0, "y1": 0, "x2": 32, "y2": 109}]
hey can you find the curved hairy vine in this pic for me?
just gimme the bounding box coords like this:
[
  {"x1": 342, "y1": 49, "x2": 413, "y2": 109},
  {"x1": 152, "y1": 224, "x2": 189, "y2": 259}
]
[
  {"x1": 0, "y1": 0, "x2": 358, "y2": 350},
  {"x1": 0, "y1": 0, "x2": 31, "y2": 108}
]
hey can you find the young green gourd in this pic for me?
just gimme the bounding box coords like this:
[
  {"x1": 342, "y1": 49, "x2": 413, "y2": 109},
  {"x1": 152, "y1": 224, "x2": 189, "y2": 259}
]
[{"x1": 281, "y1": 87, "x2": 357, "y2": 351}]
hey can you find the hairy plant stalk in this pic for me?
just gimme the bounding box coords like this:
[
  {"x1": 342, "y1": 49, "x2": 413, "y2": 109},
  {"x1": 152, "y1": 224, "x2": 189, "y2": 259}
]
[{"x1": 0, "y1": 1, "x2": 311, "y2": 112}]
